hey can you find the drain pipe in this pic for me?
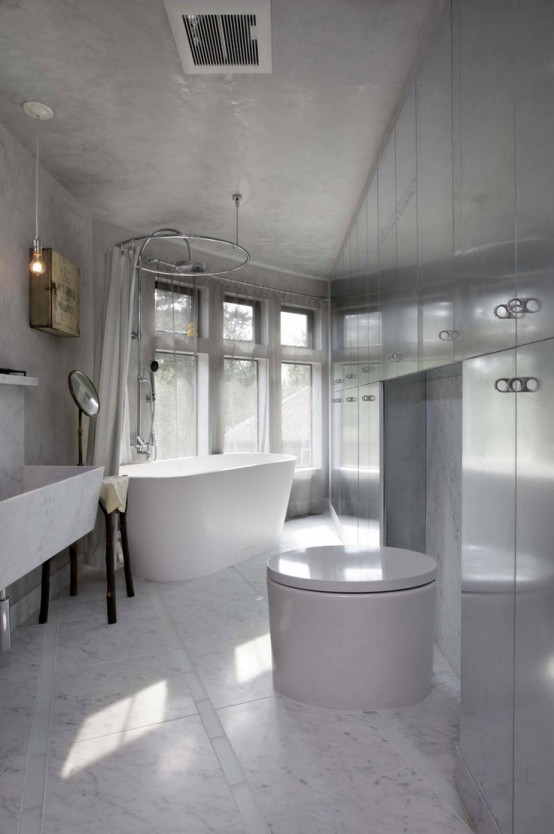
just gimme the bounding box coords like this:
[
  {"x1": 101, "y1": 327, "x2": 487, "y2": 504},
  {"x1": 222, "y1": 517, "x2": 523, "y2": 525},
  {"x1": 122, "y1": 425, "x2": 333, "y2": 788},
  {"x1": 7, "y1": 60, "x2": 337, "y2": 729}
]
[{"x1": 0, "y1": 588, "x2": 10, "y2": 652}]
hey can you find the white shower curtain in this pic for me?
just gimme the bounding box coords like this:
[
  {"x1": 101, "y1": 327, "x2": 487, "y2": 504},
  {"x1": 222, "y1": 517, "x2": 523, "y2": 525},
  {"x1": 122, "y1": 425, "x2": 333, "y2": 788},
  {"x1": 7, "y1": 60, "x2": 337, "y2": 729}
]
[
  {"x1": 84, "y1": 244, "x2": 138, "y2": 565},
  {"x1": 90, "y1": 244, "x2": 138, "y2": 471}
]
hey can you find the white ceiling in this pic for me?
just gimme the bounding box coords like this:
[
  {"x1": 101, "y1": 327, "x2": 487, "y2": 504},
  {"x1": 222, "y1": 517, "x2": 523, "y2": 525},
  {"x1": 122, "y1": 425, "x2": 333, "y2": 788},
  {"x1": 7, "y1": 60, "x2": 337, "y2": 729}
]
[{"x1": 0, "y1": 0, "x2": 441, "y2": 280}]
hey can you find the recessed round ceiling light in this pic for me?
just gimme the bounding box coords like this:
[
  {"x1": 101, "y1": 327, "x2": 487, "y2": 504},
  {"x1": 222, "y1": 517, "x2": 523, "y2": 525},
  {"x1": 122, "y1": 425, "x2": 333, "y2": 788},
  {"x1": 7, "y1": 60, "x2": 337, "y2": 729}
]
[{"x1": 22, "y1": 101, "x2": 54, "y2": 120}]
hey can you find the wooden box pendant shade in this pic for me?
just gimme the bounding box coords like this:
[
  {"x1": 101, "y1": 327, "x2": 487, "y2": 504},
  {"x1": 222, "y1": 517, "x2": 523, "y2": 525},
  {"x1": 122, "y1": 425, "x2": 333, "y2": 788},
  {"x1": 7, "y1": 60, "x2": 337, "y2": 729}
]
[{"x1": 29, "y1": 248, "x2": 80, "y2": 337}]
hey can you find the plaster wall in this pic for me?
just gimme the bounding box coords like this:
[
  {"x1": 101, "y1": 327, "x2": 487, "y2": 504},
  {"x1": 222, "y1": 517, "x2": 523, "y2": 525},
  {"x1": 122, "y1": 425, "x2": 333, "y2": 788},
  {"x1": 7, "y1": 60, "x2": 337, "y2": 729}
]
[{"x1": 0, "y1": 120, "x2": 94, "y2": 619}]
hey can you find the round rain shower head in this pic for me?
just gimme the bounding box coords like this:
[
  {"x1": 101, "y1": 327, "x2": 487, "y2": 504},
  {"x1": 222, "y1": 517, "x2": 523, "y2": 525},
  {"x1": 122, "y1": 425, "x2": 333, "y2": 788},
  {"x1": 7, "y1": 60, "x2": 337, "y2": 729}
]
[
  {"x1": 124, "y1": 217, "x2": 250, "y2": 279},
  {"x1": 175, "y1": 261, "x2": 206, "y2": 274}
]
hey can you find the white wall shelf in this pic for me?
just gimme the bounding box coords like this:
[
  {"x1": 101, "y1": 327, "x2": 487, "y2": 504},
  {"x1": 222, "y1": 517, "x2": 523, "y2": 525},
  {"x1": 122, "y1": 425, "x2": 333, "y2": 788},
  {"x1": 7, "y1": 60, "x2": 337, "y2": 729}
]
[{"x1": 0, "y1": 374, "x2": 38, "y2": 387}]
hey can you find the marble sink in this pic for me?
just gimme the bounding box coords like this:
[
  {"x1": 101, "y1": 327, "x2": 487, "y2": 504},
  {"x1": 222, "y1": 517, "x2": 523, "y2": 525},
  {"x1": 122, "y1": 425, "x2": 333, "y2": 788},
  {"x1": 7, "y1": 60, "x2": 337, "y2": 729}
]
[{"x1": 0, "y1": 465, "x2": 104, "y2": 589}]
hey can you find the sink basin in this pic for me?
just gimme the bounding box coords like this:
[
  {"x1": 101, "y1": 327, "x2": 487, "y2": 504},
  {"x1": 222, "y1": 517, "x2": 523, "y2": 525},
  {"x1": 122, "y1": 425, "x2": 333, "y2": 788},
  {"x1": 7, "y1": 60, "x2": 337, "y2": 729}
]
[{"x1": 0, "y1": 465, "x2": 104, "y2": 589}]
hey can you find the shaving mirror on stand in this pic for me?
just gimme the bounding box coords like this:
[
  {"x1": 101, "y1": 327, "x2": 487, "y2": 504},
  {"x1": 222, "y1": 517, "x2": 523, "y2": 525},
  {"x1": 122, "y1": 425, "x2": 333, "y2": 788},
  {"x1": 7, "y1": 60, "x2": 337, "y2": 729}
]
[
  {"x1": 68, "y1": 369, "x2": 100, "y2": 465},
  {"x1": 40, "y1": 370, "x2": 101, "y2": 623},
  {"x1": 67, "y1": 369, "x2": 100, "y2": 599},
  {"x1": 66, "y1": 368, "x2": 134, "y2": 623}
]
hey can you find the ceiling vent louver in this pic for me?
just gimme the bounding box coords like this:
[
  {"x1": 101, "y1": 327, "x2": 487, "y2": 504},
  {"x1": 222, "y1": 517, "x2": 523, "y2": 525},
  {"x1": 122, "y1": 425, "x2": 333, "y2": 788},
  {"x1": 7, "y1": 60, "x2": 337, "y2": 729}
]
[{"x1": 163, "y1": 1, "x2": 272, "y2": 74}]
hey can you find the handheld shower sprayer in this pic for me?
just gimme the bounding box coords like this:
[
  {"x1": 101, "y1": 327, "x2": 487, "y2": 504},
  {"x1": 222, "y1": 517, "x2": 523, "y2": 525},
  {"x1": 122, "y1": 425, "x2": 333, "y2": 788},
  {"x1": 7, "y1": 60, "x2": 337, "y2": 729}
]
[
  {"x1": 149, "y1": 360, "x2": 159, "y2": 402},
  {"x1": 136, "y1": 361, "x2": 159, "y2": 459}
]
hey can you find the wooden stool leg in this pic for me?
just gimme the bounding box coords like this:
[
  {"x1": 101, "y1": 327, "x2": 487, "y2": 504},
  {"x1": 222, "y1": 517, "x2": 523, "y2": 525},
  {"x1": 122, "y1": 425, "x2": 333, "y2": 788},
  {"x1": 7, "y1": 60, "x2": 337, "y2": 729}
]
[
  {"x1": 119, "y1": 510, "x2": 135, "y2": 598},
  {"x1": 69, "y1": 542, "x2": 78, "y2": 596},
  {"x1": 39, "y1": 559, "x2": 51, "y2": 624},
  {"x1": 101, "y1": 505, "x2": 117, "y2": 624}
]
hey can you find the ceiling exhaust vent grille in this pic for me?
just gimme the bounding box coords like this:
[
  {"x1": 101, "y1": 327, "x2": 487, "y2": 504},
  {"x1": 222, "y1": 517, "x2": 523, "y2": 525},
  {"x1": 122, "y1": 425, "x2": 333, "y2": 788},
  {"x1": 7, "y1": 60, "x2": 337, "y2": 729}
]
[
  {"x1": 184, "y1": 14, "x2": 258, "y2": 68},
  {"x1": 163, "y1": 1, "x2": 272, "y2": 74}
]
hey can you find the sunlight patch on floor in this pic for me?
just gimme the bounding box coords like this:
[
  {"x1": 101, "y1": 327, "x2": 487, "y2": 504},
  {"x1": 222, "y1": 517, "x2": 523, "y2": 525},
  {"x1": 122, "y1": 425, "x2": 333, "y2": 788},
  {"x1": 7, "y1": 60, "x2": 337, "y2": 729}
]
[
  {"x1": 234, "y1": 633, "x2": 272, "y2": 684},
  {"x1": 61, "y1": 680, "x2": 168, "y2": 778}
]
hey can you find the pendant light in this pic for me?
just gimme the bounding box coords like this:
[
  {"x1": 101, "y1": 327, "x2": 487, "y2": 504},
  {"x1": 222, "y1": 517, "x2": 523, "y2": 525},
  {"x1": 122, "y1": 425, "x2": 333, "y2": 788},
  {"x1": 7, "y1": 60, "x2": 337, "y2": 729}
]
[{"x1": 23, "y1": 101, "x2": 54, "y2": 276}]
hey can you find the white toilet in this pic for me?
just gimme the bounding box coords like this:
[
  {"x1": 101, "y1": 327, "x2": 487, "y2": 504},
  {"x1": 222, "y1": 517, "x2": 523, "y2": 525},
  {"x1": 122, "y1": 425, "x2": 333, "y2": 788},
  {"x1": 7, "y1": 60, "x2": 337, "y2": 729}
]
[{"x1": 267, "y1": 545, "x2": 437, "y2": 711}]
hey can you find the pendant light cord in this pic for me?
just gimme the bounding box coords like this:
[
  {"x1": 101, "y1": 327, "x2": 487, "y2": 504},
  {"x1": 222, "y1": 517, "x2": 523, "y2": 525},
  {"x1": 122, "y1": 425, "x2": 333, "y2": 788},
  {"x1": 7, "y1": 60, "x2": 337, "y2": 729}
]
[{"x1": 35, "y1": 121, "x2": 40, "y2": 240}]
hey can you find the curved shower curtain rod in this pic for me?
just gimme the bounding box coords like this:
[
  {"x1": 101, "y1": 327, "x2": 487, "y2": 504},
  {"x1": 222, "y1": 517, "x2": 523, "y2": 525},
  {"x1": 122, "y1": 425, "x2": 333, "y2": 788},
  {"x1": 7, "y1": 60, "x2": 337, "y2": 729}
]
[
  {"x1": 116, "y1": 228, "x2": 327, "y2": 302},
  {"x1": 116, "y1": 228, "x2": 250, "y2": 278}
]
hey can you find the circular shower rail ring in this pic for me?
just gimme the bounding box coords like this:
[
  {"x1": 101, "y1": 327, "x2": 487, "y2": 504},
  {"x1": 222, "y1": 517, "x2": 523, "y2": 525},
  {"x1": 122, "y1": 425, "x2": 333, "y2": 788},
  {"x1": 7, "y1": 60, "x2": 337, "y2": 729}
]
[{"x1": 119, "y1": 230, "x2": 250, "y2": 278}]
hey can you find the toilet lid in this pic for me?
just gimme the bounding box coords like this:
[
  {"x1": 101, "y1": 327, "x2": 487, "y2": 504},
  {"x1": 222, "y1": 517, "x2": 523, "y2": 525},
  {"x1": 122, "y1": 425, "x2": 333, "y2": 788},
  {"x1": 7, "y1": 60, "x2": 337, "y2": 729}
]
[{"x1": 267, "y1": 546, "x2": 437, "y2": 593}]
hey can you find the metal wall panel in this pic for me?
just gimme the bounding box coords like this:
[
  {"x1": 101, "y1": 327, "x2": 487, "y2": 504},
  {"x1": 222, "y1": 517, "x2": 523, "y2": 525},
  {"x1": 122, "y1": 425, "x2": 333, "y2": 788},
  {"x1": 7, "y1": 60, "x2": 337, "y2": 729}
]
[
  {"x1": 396, "y1": 86, "x2": 419, "y2": 375},
  {"x1": 457, "y1": 0, "x2": 516, "y2": 357},
  {"x1": 460, "y1": 349, "x2": 516, "y2": 834},
  {"x1": 358, "y1": 382, "x2": 381, "y2": 547},
  {"x1": 379, "y1": 281, "x2": 400, "y2": 381},
  {"x1": 513, "y1": 338, "x2": 554, "y2": 834},
  {"x1": 451, "y1": 0, "x2": 464, "y2": 365},
  {"x1": 367, "y1": 178, "x2": 380, "y2": 292},
  {"x1": 329, "y1": 394, "x2": 341, "y2": 514},
  {"x1": 514, "y1": 0, "x2": 554, "y2": 347},
  {"x1": 378, "y1": 138, "x2": 399, "y2": 380},
  {"x1": 328, "y1": 2, "x2": 554, "y2": 827},
  {"x1": 339, "y1": 390, "x2": 359, "y2": 543},
  {"x1": 329, "y1": 246, "x2": 351, "y2": 521},
  {"x1": 417, "y1": 4, "x2": 455, "y2": 370},
  {"x1": 396, "y1": 87, "x2": 418, "y2": 276},
  {"x1": 366, "y1": 180, "x2": 381, "y2": 371}
]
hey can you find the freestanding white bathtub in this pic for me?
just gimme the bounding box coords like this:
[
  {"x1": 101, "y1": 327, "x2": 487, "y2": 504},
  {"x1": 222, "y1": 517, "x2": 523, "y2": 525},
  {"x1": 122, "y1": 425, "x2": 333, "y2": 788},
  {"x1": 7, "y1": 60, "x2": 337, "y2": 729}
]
[{"x1": 120, "y1": 454, "x2": 296, "y2": 581}]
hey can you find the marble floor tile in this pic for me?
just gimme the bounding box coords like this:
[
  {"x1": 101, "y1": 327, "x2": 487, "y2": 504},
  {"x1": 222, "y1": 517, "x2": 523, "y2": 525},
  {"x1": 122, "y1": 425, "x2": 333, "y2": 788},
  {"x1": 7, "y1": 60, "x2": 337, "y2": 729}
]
[
  {"x1": 157, "y1": 565, "x2": 250, "y2": 606},
  {"x1": 161, "y1": 579, "x2": 270, "y2": 644},
  {"x1": 189, "y1": 631, "x2": 275, "y2": 710},
  {"x1": 218, "y1": 693, "x2": 406, "y2": 814},
  {"x1": 160, "y1": 579, "x2": 274, "y2": 710},
  {"x1": 55, "y1": 610, "x2": 170, "y2": 672},
  {"x1": 376, "y1": 653, "x2": 461, "y2": 783},
  {"x1": 0, "y1": 803, "x2": 20, "y2": 834},
  {"x1": 51, "y1": 649, "x2": 197, "y2": 742},
  {"x1": 232, "y1": 554, "x2": 273, "y2": 597},
  {"x1": 0, "y1": 753, "x2": 30, "y2": 834},
  {"x1": 3, "y1": 514, "x2": 472, "y2": 834},
  {"x1": 71, "y1": 565, "x2": 146, "y2": 601},
  {"x1": 0, "y1": 676, "x2": 38, "y2": 758},
  {"x1": 44, "y1": 714, "x2": 243, "y2": 834},
  {"x1": 0, "y1": 620, "x2": 45, "y2": 673},
  {"x1": 60, "y1": 596, "x2": 155, "y2": 634},
  {"x1": 58, "y1": 591, "x2": 158, "y2": 626},
  {"x1": 264, "y1": 766, "x2": 474, "y2": 834},
  {"x1": 0, "y1": 659, "x2": 40, "y2": 711}
]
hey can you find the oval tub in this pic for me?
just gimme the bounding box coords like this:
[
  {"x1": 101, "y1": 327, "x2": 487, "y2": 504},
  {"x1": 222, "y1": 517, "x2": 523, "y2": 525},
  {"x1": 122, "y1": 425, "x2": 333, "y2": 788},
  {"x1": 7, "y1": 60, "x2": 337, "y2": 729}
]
[{"x1": 120, "y1": 454, "x2": 296, "y2": 581}]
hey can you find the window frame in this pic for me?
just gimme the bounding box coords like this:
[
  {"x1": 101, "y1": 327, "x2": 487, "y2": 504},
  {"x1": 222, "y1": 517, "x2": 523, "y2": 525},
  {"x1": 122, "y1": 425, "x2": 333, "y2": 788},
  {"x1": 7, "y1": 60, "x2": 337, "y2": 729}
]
[
  {"x1": 280, "y1": 360, "x2": 316, "y2": 469},
  {"x1": 280, "y1": 305, "x2": 314, "y2": 349},
  {"x1": 154, "y1": 278, "x2": 200, "y2": 338},
  {"x1": 223, "y1": 295, "x2": 262, "y2": 343},
  {"x1": 152, "y1": 348, "x2": 199, "y2": 459},
  {"x1": 222, "y1": 355, "x2": 261, "y2": 454}
]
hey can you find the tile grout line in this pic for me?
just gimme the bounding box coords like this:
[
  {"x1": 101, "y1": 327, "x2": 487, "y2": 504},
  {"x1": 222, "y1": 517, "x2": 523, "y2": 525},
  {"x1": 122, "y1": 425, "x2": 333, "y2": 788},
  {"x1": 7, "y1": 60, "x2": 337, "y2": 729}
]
[
  {"x1": 147, "y1": 581, "x2": 271, "y2": 834},
  {"x1": 18, "y1": 597, "x2": 60, "y2": 834}
]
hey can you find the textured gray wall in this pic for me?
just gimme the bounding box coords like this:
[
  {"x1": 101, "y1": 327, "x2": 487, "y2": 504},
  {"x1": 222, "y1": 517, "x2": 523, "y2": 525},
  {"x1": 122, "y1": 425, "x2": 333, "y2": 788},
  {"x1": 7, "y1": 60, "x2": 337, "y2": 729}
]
[
  {"x1": 425, "y1": 365, "x2": 462, "y2": 674},
  {"x1": 383, "y1": 373, "x2": 427, "y2": 553},
  {"x1": 0, "y1": 120, "x2": 93, "y2": 620},
  {"x1": 382, "y1": 365, "x2": 463, "y2": 674}
]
